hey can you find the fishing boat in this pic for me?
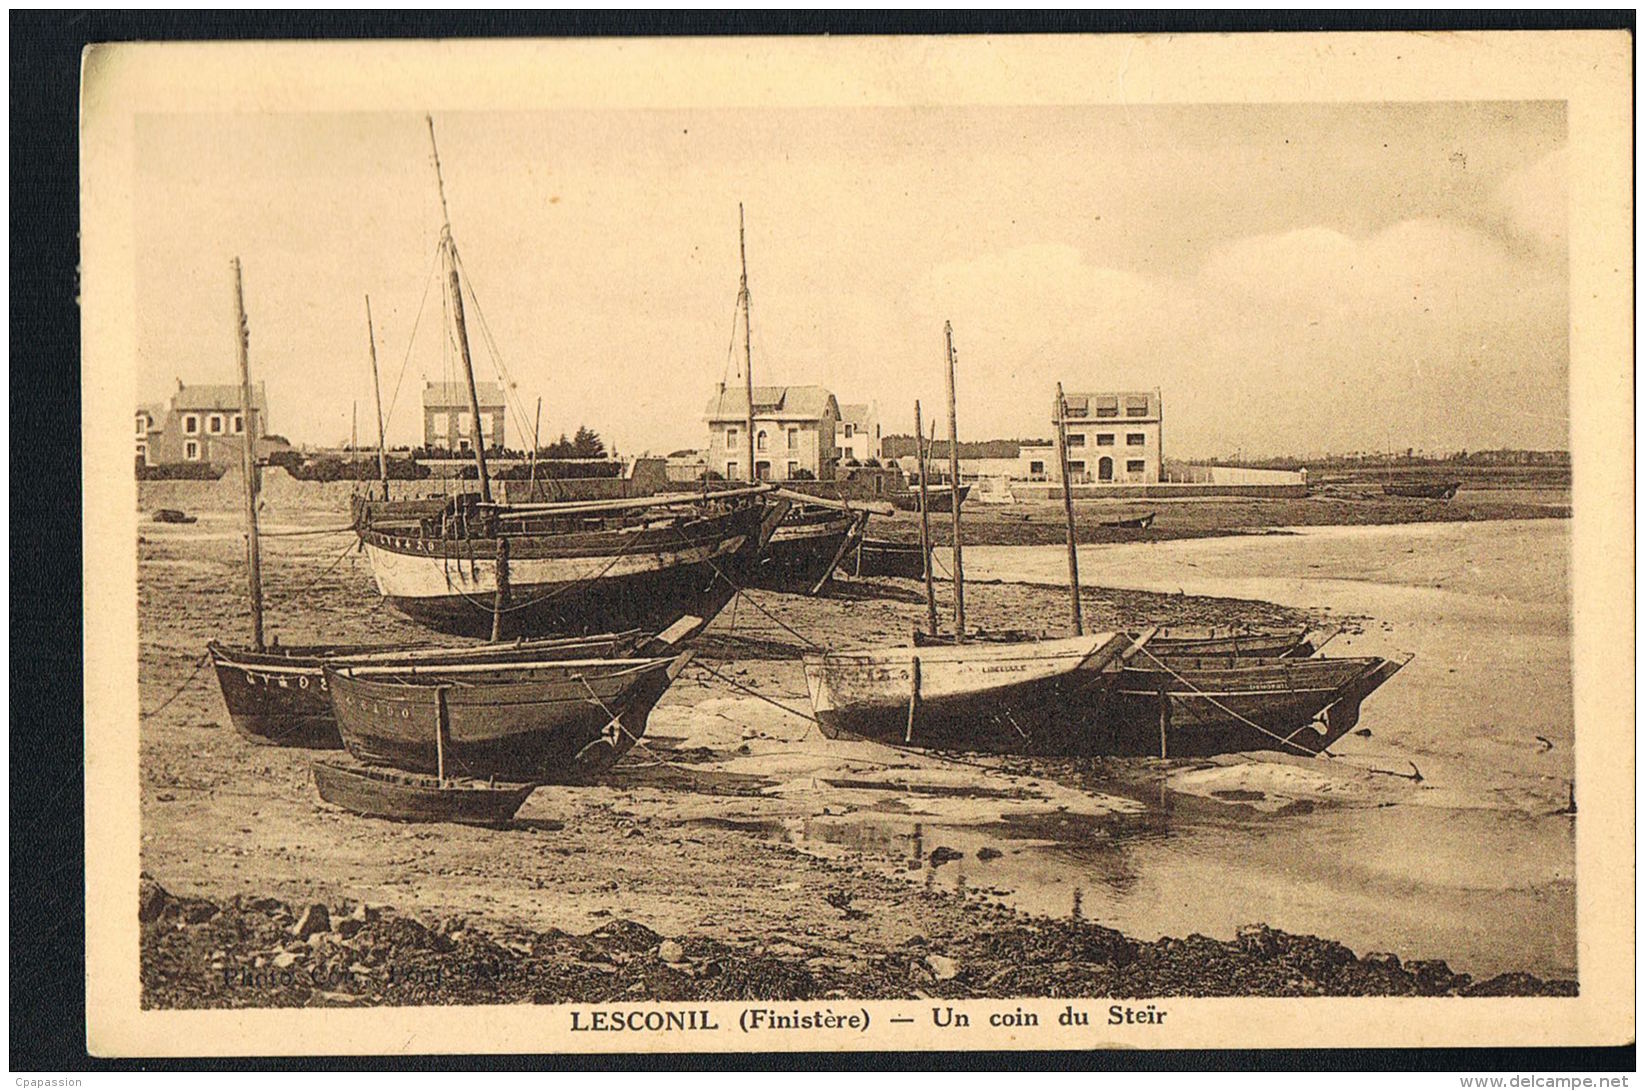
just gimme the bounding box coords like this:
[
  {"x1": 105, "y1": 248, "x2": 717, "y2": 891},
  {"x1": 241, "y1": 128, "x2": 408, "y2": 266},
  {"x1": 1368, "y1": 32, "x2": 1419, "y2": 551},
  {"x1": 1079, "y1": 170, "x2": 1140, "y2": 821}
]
[
  {"x1": 311, "y1": 759, "x2": 536, "y2": 827},
  {"x1": 356, "y1": 119, "x2": 787, "y2": 638},
  {"x1": 851, "y1": 536, "x2": 930, "y2": 580},
  {"x1": 1106, "y1": 651, "x2": 1411, "y2": 757},
  {"x1": 913, "y1": 625, "x2": 1330, "y2": 659},
  {"x1": 1098, "y1": 510, "x2": 1155, "y2": 530},
  {"x1": 325, "y1": 650, "x2": 692, "y2": 783},
  {"x1": 804, "y1": 631, "x2": 1144, "y2": 753},
  {"x1": 1138, "y1": 625, "x2": 1330, "y2": 659},
  {"x1": 207, "y1": 628, "x2": 654, "y2": 748},
  {"x1": 748, "y1": 503, "x2": 870, "y2": 594},
  {"x1": 1382, "y1": 481, "x2": 1460, "y2": 501},
  {"x1": 151, "y1": 508, "x2": 197, "y2": 525},
  {"x1": 889, "y1": 482, "x2": 970, "y2": 513}
]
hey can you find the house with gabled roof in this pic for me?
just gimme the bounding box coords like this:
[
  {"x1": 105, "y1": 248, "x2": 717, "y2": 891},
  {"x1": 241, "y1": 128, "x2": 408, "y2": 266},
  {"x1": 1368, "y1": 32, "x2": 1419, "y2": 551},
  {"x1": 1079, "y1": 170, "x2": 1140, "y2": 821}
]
[
  {"x1": 136, "y1": 380, "x2": 271, "y2": 467},
  {"x1": 423, "y1": 380, "x2": 506, "y2": 453},
  {"x1": 704, "y1": 383, "x2": 841, "y2": 482}
]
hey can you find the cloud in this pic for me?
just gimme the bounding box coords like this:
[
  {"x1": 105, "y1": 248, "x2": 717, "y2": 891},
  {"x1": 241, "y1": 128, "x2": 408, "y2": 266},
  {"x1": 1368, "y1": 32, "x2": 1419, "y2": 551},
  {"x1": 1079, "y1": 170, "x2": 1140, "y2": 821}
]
[{"x1": 1490, "y1": 146, "x2": 1567, "y2": 256}]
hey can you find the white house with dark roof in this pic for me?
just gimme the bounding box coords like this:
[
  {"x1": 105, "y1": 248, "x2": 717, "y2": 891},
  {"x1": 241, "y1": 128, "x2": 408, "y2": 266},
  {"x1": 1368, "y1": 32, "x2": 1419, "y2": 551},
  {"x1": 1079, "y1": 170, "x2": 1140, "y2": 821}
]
[
  {"x1": 836, "y1": 402, "x2": 880, "y2": 464},
  {"x1": 704, "y1": 383, "x2": 841, "y2": 481},
  {"x1": 1019, "y1": 389, "x2": 1163, "y2": 484},
  {"x1": 423, "y1": 380, "x2": 506, "y2": 452},
  {"x1": 136, "y1": 381, "x2": 270, "y2": 467}
]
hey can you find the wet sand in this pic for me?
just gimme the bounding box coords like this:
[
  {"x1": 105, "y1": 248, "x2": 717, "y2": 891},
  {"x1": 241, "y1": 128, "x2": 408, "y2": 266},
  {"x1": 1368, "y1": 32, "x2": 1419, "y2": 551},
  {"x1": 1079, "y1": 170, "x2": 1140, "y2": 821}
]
[{"x1": 138, "y1": 504, "x2": 1575, "y2": 1003}]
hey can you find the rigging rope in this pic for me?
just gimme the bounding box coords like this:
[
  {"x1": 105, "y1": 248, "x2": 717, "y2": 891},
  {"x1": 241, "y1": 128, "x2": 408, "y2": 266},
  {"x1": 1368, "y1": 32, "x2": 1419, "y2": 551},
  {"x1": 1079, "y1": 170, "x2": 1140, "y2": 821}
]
[{"x1": 1132, "y1": 644, "x2": 1326, "y2": 758}]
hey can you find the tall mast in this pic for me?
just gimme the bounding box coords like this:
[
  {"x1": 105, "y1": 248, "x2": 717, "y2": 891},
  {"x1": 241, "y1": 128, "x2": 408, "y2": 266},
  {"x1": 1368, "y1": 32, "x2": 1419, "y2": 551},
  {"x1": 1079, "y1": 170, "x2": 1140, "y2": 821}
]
[
  {"x1": 913, "y1": 400, "x2": 939, "y2": 636},
  {"x1": 426, "y1": 114, "x2": 492, "y2": 503},
  {"x1": 527, "y1": 395, "x2": 543, "y2": 495},
  {"x1": 232, "y1": 258, "x2": 264, "y2": 651},
  {"x1": 365, "y1": 295, "x2": 390, "y2": 501},
  {"x1": 1054, "y1": 383, "x2": 1084, "y2": 635},
  {"x1": 739, "y1": 203, "x2": 757, "y2": 483},
  {"x1": 943, "y1": 321, "x2": 966, "y2": 643}
]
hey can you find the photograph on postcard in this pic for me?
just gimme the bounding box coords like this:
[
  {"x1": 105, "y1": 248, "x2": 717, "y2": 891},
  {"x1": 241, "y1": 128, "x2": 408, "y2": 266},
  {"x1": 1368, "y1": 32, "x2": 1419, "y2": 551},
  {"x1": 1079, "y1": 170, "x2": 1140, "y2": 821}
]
[{"x1": 81, "y1": 32, "x2": 1632, "y2": 1054}]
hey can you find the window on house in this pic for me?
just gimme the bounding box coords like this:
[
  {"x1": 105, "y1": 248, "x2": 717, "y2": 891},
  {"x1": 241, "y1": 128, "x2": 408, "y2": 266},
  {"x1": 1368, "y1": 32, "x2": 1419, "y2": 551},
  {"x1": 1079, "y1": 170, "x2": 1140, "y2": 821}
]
[
  {"x1": 726, "y1": 428, "x2": 738, "y2": 449},
  {"x1": 135, "y1": 413, "x2": 148, "y2": 437},
  {"x1": 459, "y1": 438, "x2": 472, "y2": 452},
  {"x1": 1029, "y1": 460, "x2": 1045, "y2": 476},
  {"x1": 726, "y1": 461, "x2": 738, "y2": 479},
  {"x1": 135, "y1": 442, "x2": 148, "y2": 464},
  {"x1": 1095, "y1": 397, "x2": 1119, "y2": 418},
  {"x1": 788, "y1": 428, "x2": 799, "y2": 450},
  {"x1": 1066, "y1": 433, "x2": 1085, "y2": 448},
  {"x1": 209, "y1": 414, "x2": 223, "y2": 434},
  {"x1": 1127, "y1": 433, "x2": 1146, "y2": 446},
  {"x1": 787, "y1": 461, "x2": 799, "y2": 479},
  {"x1": 755, "y1": 461, "x2": 771, "y2": 481},
  {"x1": 1068, "y1": 460, "x2": 1086, "y2": 475},
  {"x1": 756, "y1": 430, "x2": 768, "y2": 452},
  {"x1": 843, "y1": 423, "x2": 855, "y2": 439},
  {"x1": 1126, "y1": 397, "x2": 1150, "y2": 418},
  {"x1": 1127, "y1": 459, "x2": 1147, "y2": 474},
  {"x1": 233, "y1": 414, "x2": 244, "y2": 433},
  {"x1": 184, "y1": 440, "x2": 200, "y2": 460},
  {"x1": 1096, "y1": 434, "x2": 1115, "y2": 446},
  {"x1": 183, "y1": 415, "x2": 199, "y2": 434}
]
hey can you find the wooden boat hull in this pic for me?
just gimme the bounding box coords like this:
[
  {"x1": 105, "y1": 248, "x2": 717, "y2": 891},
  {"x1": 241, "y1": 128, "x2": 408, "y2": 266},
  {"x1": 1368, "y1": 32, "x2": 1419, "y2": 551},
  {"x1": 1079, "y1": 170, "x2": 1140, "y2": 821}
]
[
  {"x1": 359, "y1": 497, "x2": 780, "y2": 638},
  {"x1": 311, "y1": 759, "x2": 535, "y2": 826},
  {"x1": 889, "y1": 484, "x2": 970, "y2": 513},
  {"x1": 1382, "y1": 482, "x2": 1460, "y2": 500},
  {"x1": 325, "y1": 654, "x2": 689, "y2": 782},
  {"x1": 747, "y1": 508, "x2": 862, "y2": 593},
  {"x1": 1106, "y1": 654, "x2": 1409, "y2": 756},
  {"x1": 206, "y1": 632, "x2": 646, "y2": 748},
  {"x1": 803, "y1": 633, "x2": 1134, "y2": 754},
  {"x1": 1140, "y1": 625, "x2": 1322, "y2": 659},
  {"x1": 1099, "y1": 511, "x2": 1156, "y2": 530},
  {"x1": 851, "y1": 537, "x2": 930, "y2": 580}
]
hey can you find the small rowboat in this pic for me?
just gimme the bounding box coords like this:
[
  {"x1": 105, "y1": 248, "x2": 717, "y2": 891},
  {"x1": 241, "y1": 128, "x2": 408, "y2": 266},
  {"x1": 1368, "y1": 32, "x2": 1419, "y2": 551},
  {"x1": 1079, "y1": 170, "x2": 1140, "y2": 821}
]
[
  {"x1": 912, "y1": 625, "x2": 1330, "y2": 660},
  {"x1": 325, "y1": 650, "x2": 692, "y2": 783},
  {"x1": 1382, "y1": 481, "x2": 1460, "y2": 501},
  {"x1": 311, "y1": 759, "x2": 535, "y2": 826},
  {"x1": 803, "y1": 631, "x2": 1143, "y2": 754},
  {"x1": 1098, "y1": 511, "x2": 1155, "y2": 530},
  {"x1": 851, "y1": 537, "x2": 930, "y2": 580},
  {"x1": 152, "y1": 509, "x2": 197, "y2": 524}
]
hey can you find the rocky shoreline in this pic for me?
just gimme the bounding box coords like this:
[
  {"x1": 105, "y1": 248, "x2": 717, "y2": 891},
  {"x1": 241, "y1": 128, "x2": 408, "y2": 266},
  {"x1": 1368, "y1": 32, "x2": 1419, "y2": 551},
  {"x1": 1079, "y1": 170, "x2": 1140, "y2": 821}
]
[{"x1": 141, "y1": 879, "x2": 1575, "y2": 1009}]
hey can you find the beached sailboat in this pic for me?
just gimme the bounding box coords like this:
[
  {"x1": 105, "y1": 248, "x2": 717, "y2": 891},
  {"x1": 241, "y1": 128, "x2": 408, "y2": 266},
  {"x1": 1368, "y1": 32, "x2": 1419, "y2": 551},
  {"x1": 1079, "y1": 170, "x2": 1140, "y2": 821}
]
[
  {"x1": 1106, "y1": 651, "x2": 1411, "y2": 757},
  {"x1": 355, "y1": 118, "x2": 786, "y2": 638},
  {"x1": 325, "y1": 649, "x2": 692, "y2": 783},
  {"x1": 888, "y1": 482, "x2": 970, "y2": 514},
  {"x1": 805, "y1": 333, "x2": 1153, "y2": 753},
  {"x1": 311, "y1": 760, "x2": 538, "y2": 826}
]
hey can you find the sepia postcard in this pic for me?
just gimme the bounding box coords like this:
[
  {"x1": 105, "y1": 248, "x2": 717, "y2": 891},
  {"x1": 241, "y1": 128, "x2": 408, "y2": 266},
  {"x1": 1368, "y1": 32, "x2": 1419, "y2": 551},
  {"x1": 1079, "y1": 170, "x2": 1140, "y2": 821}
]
[{"x1": 82, "y1": 30, "x2": 1632, "y2": 1056}]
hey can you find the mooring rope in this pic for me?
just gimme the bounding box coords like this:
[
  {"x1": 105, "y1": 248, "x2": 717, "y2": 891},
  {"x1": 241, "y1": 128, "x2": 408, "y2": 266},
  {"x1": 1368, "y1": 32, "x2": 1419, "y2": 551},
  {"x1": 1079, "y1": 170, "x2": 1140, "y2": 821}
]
[
  {"x1": 1132, "y1": 644, "x2": 1325, "y2": 757},
  {"x1": 140, "y1": 652, "x2": 212, "y2": 720}
]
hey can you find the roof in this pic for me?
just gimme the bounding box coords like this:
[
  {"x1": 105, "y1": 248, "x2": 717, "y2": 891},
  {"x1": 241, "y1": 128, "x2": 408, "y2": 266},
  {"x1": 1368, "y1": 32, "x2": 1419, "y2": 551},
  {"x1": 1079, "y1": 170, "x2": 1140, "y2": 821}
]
[
  {"x1": 838, "y1": 402, "x2": 875, "y2": 426},
  {"x1": 1060, "y1": 389, "x2": 1161, "y2": 420},
  {"x1": 171, "y1": 382, "x2": 267, "y2": 413},
  {"x1": 423, "y1": 381, "x2": 506, "y2": 409},
  {"x1": 705, "y1": 384, "x2": 840, "y2": 422}
]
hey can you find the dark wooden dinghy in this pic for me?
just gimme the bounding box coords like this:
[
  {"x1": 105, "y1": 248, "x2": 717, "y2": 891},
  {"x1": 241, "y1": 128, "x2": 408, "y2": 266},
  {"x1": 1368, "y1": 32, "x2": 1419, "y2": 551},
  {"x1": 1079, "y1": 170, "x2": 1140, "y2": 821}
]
[
  {"x1": 151, "y1": 508, "x2": 198, "y2": 524},
  {"x1": 325, "y1": 651, "x2": 692, "y2": 783},
  {"x1": 1106, "y1": 652, "x2": 1411, "y2": 757},
  {"x1": 803, "y1": 632, "x2": 1143, "y2": 754},
  {"x1": 311, "y1": 759, "x2": 536, "y2": 826},
  {"x1": 207, "y1": 628, "x2": 652, "y2": 748},
  {"x1": 1382, "y1": 481, "x2": 1460, "y2": 501},
  {"x1": 1098, "y1": 511, "x2": 1155, "y2": 529},
  {"x1": 852, "y1": 537, "x2": 930, "y2": 580}
]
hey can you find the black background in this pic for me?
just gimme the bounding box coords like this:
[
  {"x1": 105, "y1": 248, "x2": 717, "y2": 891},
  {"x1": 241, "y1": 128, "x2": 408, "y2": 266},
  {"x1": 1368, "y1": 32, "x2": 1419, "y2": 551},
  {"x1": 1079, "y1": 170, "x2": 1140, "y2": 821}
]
[{"x1": 11, "y1": 8, "x2": 1634, "y2": 1074}]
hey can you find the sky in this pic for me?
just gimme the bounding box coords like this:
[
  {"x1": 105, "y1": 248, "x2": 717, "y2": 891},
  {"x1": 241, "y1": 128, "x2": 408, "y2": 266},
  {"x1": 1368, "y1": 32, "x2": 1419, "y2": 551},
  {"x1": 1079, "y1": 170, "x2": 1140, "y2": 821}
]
[{"x1": 134, "y1": 101, "x2": 1568, "y2": 459}]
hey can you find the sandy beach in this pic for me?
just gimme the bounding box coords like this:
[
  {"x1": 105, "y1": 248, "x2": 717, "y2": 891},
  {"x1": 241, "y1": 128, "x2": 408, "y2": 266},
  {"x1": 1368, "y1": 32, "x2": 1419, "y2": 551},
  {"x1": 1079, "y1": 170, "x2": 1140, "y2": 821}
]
[{"x1": 137, "y1": 495, "x2": 1576, "y2": 1005}]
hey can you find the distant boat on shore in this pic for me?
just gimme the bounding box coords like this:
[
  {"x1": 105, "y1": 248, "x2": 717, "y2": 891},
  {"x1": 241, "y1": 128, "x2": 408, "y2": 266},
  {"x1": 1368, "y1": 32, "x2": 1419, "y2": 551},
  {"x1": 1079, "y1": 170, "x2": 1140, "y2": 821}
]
[
  {"x1": 889, "y1": 482, "x2": 969, "y2": 513},
  {"x1": 1382, "y1": 481, "x2": 1460, "y2": 500}
]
